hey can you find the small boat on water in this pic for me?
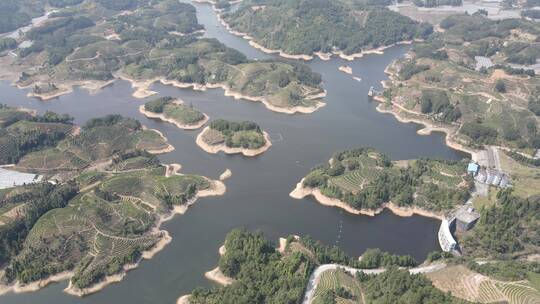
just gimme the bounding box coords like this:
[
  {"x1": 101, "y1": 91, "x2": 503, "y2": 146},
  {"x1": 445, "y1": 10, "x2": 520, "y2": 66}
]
[{"x1": 368, "y1": 86, "x2": 374, "y2": 97}]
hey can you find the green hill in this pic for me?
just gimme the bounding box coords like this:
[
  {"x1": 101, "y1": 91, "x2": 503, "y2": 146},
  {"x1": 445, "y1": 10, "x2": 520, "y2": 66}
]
[
  {"x1": 381, "y1": 14, "x2": 540, "y2": 152},
  {"x1": 16, "y1": 115, "x2": 170, "y2": 173},
  {"x1": 0, "y1": 105, "x2": 74, "y2": 165},
  {"x1": 300, "y1": 148, "x2": 471, "y2": 212},
  {"x1": 222, "y1": 0, "x2": 433, "y2": 56},
  {"x1": 10, "y1": 0, "x2": 325, "y2": 112}
]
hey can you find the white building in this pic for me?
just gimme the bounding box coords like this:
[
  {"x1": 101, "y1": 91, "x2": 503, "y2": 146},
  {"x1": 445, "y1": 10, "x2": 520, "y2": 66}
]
[{"x1": 475, "y1": 168, "x2": 509, "y2": 188}]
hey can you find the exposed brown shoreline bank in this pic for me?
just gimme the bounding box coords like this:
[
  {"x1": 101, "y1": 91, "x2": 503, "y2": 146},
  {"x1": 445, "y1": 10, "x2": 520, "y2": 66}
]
[
  {"x1": 373, "y1": 98, "x2": 477, "y2": 161},
  {"x1": 20, "y1": 79, "x2": 116, "y2": 101},
  {"x1": 289, "y1": 179, "x2": 444, "y2": 221},
  {"x1": 214, "y1": 8, "x2": 418, "y2": 62},
  {"x1": 138, "y1": 100, "x2": 209, "y2": 130},
  {"x1": 4, "y1": 67, "x2": 326, "y2": 115},
  {"x1": 196, "y1": 126, "x2": 272, "y2": 157},
  {"x1": 117, "y1": 72, "x2": 326, "y2": 115},
  {"x1": 0, "y1": 164, "x2": 226, "y2": 297},
  {"x1": 141, "y1": 126, "x2": 176, "y2": 154}
]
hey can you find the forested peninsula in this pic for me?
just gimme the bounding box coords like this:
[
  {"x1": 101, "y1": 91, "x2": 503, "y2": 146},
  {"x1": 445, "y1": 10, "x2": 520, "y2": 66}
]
[
  {"x1": 0, "y1": 106, "x2": 225, "y2": 296},
  {"x1": 220, "y1": 0, "x2": 433, "y2": 60},
  {"x1": 291, "y1": 146, "x2": 539, "y2": 263},
  {"x1": 379, "y1": 14, "x2": 540, "y2": 153},
  {"x1": 0, "y1": 0, "x2": 326, "y2": 114},
  {"x1": 291, "y1": 148, "x2": 472, "y2": 218},
  {"x1": 178, "y1": 228, "x2": 475, "y2": 304}
]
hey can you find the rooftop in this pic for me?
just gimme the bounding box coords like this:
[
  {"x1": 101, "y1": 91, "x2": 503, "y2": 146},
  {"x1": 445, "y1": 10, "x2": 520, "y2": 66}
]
[
  {"x1": 467, "y1": 163, "x2": 479, "y2": 173},
  {"x1": 455, "y1": 205, "x2": 480, "y2": 224}
]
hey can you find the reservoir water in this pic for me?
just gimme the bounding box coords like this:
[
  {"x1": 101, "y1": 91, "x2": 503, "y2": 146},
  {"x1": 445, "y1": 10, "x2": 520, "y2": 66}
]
[{"x1": 0, "y1": 2, "x2": 467, "y2": 303}]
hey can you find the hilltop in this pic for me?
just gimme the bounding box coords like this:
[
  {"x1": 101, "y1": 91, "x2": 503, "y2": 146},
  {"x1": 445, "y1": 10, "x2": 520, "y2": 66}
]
[
  {"x1": 291, "y1": 148, "x2": 472, "y2": 218},
  {"x1": 177, "y1": 228, "x2": 537, "y2": 304},
  {"x1": 0, "y1": 107, "x2": 225, "y2": 295},
  {"x1": 0, "y1": 104, "x2": 75, "y2": 166},
  {"x1": 196, "y1": 119, "x2": 272, "y2": 156},
  {"x1": 378, "y1": 14, "x2": 540, "y2": 154},
  {"x1": 220, "y1": 0, "x2": 433, "y2": 60},
  {"x1": 14, "y1": 114, "x2": 173, "y2": 175},
  {"x1": 1, "y1": 0, "x2": 326, "y2": 114},
  {"x1": 140, "y1": 97, "x2": 209, "y2": 130}
]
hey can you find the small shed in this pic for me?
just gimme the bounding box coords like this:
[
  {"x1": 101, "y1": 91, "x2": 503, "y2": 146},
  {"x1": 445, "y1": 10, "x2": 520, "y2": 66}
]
[
  {"x1": 476, "y1": 169, "x2": 487, "y2": 183},
  {"x1": 499, "y1": 175, "x2": 510, "y2": 188},
  {"x1": 455, "y1": 205, "x2": 481, "y2": 232},
  {"x1": 467, "y1": 163, "x2": 480, "y2": 176}
]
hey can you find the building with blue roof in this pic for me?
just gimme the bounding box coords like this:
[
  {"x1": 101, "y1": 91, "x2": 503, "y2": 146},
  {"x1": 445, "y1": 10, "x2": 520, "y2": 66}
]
[{"x1": 467, "y1": 162, "x2": 480, "y2": 176}]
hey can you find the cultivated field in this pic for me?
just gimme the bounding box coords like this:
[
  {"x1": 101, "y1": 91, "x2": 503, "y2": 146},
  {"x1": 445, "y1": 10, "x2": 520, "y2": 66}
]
[
  {"x1": 12, "y1": 158, "x2": 211, "y2": 290},
  {"x1": 426, "y1": 265, "x2": 540, "y2": 304},
  {"x1": 312, "y1": 268, "x2": 363, "y2": 304}
]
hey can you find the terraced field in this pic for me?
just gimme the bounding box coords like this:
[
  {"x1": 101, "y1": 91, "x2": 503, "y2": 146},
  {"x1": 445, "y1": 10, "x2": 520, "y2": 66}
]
[
  {"x1": 0, "y1": 105, "x2": 224, "y2": 291},
  {"x1": 300, "y1": 148, "x2": 469, "y2": 213},
  {"x1": 15, "y1": 117, "x2": 170, "y2": 173},
  {"x1": 329, "y1": 171, "x2": 366, "y2": 193},
  {"x1": 312, "y1": 269, "x2": 363, "y2": 304},
  {"x1": 0, "y1": 106, "x2": 75, "y2": 166},
  {"x1": 427, "y1": 265, "x2": 540, "y2": 304},
  {"x1": 2, "y1": 149, "x2": 219, "y2": 291},
  {"x1": 328, "y1": 154, "x2": 387, "y2": 193},
  {"x1": 382, "y1": 14, "x2": 540, "y2": 151}
]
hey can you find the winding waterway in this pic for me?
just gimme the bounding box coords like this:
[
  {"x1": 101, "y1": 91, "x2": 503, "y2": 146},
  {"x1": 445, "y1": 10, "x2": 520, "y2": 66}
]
[{"x1": 1, "y1": 2, "x2": 467, "y2": 303}]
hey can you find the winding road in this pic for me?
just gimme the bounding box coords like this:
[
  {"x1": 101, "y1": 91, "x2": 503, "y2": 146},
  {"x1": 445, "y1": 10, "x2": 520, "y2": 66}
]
[{"x1": 302, "y1": 263, "x2": 447, "y2": 304}]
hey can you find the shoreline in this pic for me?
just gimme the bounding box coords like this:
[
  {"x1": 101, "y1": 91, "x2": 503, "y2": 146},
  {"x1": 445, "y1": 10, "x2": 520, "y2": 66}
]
[
  {"x1": 196, "y1": 126, "x2": 272, "y2": 157},
  {"x1": 215, "y1": 9, "x2": 416, "y2": 62},
  {"x1": 204, "y1": 267, "x2": 235, "y2": 286},
  {"x1": 120, "y1": 72, "x2": 326, "y2": 115},
  {"x1": 20, "y1": 79, "x2": 115, "y2": 101},
  {"x1": 7, "y1": 68, "x2": 326, "y2": 115},
  {"x1": 0, "y1": 271, "x2": 73, "y2": 296},
  {"x1": 373, "y1": 97, "x2": 477, "y2": 161},
  {"x1": 175, "y1": 240, "x2": 230, "y2": 304},
  {"x1": 138, "y1": 101, "x2": 209, "y2": 130},
  {"x1": 203, "y1": 243, "x2": 235, "y2": 286},
  {"x1": 165, "y1": 163, "x2": 182, "y2": 177},
  {"x1": 219, "y1": 169, "x2": 232, "y2": 181},
  {"x1": 141, "y1": 126, "x2": 176, "y2": 154},
  {"x1": 289, "y1": 179, "x2": 444, "y2": 221},
  {"x1": 338, "y1": 66, "x2": 353, "y2": 75},
  {"x1": 0, "y1": 164, "x2": 226, "y2": 297},
  {"x1": 373, "y1": 54, "x2": 478, "y2": 161},
  {"x1": 177, "y1": 295, "x2": 191, "y2": 304},
  {"x1": 64, "y1": 164, "x2": 227, "y2": 297}
]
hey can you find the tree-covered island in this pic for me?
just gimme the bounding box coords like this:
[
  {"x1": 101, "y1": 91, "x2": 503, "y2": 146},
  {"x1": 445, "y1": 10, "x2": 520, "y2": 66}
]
[
  {"x1": 140, "y1": 96, "x2": 209, "y2": 130},
  {"x1": 196, "y1": 119, "x2": 271, "y2": 157}
]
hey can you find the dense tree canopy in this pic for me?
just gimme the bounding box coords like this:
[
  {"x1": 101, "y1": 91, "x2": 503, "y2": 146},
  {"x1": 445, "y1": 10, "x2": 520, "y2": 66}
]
[
  {"x1": 223, "y1": 0, "x2": 432, "y2": 56},
  {"x1": 461, "y1": 190, "x2": 540, "y2": 258},
  {"x1": 190, "y1": 228, "x2": 314, "y2": 304}
]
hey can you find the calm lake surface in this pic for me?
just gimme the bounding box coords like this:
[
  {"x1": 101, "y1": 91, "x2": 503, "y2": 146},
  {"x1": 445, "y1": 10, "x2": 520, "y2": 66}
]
[{"x1": 1, "y1": 2, "x2": 467, "y2": 303}]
